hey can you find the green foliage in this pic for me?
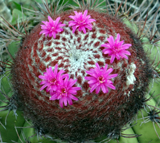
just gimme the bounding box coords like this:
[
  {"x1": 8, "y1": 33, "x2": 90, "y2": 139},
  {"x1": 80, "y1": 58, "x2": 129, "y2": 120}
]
[
  {"x1": 13, "y1": 1, "x2": 22, "y2": 11},
  {"x1": 11, "y1": 9, "x2": 27, "y2": 25}
]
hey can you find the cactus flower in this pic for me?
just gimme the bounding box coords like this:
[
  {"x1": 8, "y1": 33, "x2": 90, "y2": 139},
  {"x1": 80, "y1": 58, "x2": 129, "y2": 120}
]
[
  {"x1": 85, "y1": 63, "x2": 118, "y2": 93},
  {"x1": 101, "y1": 33, "x2": 132, "y2": 63},
  {"x1": 40, "y1": 16, "x2": 66, "y2": 38},
  {"x1": 69, "y1": 10, "x2": 96, "y2": 33},
  {"x1": 50, "y1": 77, "x2": 81, "y2": 108},
  {"x1": 39, "y1": 64, "x2": 68, "y2": 94}
]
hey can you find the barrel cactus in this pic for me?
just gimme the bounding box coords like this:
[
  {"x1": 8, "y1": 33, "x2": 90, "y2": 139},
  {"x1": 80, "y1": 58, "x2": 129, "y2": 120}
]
[{"x1": 0, "y1": 0, "x2": 160, "y2": 143}]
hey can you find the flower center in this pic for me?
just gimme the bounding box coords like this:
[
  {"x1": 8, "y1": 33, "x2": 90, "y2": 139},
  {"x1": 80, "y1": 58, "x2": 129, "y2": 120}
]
[
  {"x1": 50, "y1": 78, "x2": 56, "y2": 84},
  {"x1": 51, "y1": 27, "x2": 55, "y2": 31},
  {"x1": 112, "y1": 47, "x2": 120, "y2": 55},
  {"x1": 98, "y1": 76, "x2": 105, "y2": 83},
  {"x1": 78, "y1": 19, "x2": 85, "y2": 25},
  {"x1": 61, "y1": 88, "x2": 67, "y2": 96}
]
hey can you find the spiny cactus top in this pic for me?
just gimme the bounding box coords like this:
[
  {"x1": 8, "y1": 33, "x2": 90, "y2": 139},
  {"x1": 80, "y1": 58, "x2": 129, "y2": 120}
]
[
  {"x1": 1, "y1": 0, "x2": 160, "y2": 143},
  {"x1": 9, "y1": 8, "x2": 153, "y2": 142}
]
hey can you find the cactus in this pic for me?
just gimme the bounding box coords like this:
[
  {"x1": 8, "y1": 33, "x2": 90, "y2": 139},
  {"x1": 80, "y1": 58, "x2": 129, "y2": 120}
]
[{"x1": 0, "y1": 0, "x2": 160, "y2": 143}]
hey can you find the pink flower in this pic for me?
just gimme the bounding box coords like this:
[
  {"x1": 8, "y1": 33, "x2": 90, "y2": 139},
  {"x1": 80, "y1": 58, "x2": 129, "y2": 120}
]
[
  {"x1": 40, "y1": 16, "x2": 66, "y2": 38},
  {"x1": 38, "y1": 64, "x2": 68, "y2": 94},
  {"x1": 50, "y1": 76, "x2": 81, "y2": 108},
  {"x1": 68, "y1": 10, "x2": 96, "y2": 33},
  {"x1": 101, "y1": 33, "x2": 132, "y2": 63},
  {"x1": 85, "y1": 63, "x2": 118, "y2": 94}
]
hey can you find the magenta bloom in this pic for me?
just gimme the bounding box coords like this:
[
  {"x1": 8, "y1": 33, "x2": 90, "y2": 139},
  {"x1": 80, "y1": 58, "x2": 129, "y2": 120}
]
[
  {"x1": 50, "y1": 77, "x2": 81, "y2": 108},
  {"x1": 40, "y1": 16, "x2": 66, "y2": 38},
  {"x1": 38, "y1": 64, "x2": 68, "y2": 94},
  {"x1": 101, "y1": 33, "x2": 132, "y2": 63},
  {"x1": 68, "y1": 10, "x2": 96, "y2": 33},
  {"x1": 85, "y1": 63, "x2": 118, "y2": 94}
]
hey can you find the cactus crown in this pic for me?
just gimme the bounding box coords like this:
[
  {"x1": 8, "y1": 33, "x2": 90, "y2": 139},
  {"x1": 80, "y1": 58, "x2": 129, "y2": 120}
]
[{"x1": 0, "y1": 0, "x2": 160, "y2": 143}]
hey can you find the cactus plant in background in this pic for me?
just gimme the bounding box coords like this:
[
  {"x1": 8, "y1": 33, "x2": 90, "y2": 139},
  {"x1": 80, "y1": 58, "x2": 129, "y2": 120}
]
[{"x1": 0, "y1": 0, "x2": 160, "y2": 143}]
